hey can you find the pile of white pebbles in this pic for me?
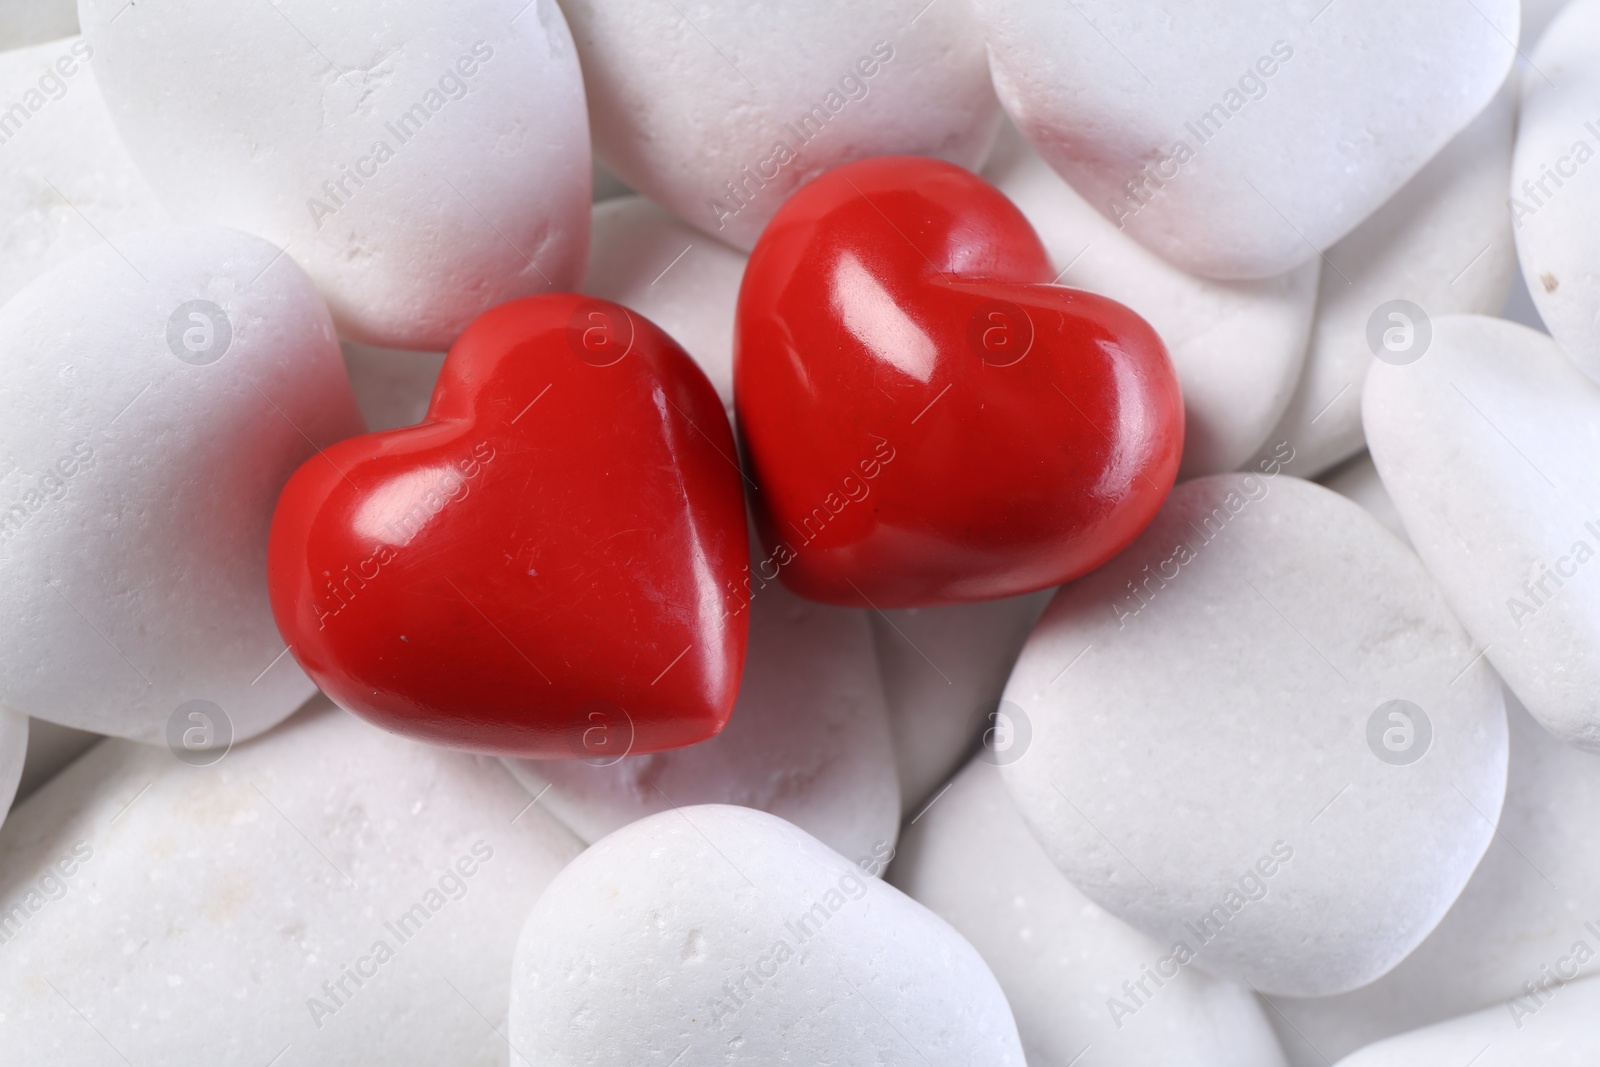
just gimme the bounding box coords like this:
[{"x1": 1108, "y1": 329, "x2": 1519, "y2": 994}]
[{"x1": 0, "y1": 0, "x2": 1597, "y2": 1064}]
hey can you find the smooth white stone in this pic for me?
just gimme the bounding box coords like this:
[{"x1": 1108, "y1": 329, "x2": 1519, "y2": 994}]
[
  {"x1": 1329, "y1": 975, "x2": 1600, "y2": 1066},
  {"x1": 582, "y1": 196, "x2": 747, "y2": 411},
  {"x1": 1269, "y1": 689, "x2": 1600, "y2": 1066},
  {"x1": 562, "y1": 0, "x2": 1000, "y2": 250},
  {"x1": 1365, "y1": 314, "x2": 1600, "y2": 751},
  {"x1": 0, "y1": 711, "x2": 24, "y2": 834},
  {"x1": 0, "y1": 697, "x2": 583, "y2": 1066},
  {"x1": 973, "y1": 0, "x2": 1518, "y2": 279},
  {"x1": 0, "y1": 1, "x2": 76, "y2": 51},
  {"x1": 504, "y1": 577, "x2": 899, "y2": 870},
  {"x1": 342, "y1": 342, "x2": 445, "y2": 433},
  {"x1": 1512, "y1": 0, "x2": 1600, "y2": 382},
  {"x1": 1524, "y1": 0, "x2": 1576, "y2": 46},
  {"x1": 983, "y1": 122, "x2": 1317, "y2": 477},
  {"x1": 510, "y1": 804, "x2": 1025, "y2": 1065},
  {"x1": 892, "y1": 759, "x2": 1289, "y2": 1067},
  {"x1": 1002, "y1": 473, "x2": 1508, "y2": 996},
  {"x1": 1258, "y1": 88, "x2": 1517, "y2": 477},
  {"x1": 0, "y1": 36, "x2": 169, "y2": 308},
  {"x1": 871, "y1": 589, "x2": 1049, "y2": 814},
  {"x1": 13, "y1": 717, "x2": 96, "y2": 805},
  {"x1": 79, "y1": 0, "x2": 591, "y2": 351},
  {"x1": 0, "y1": 227, "x2": 363, "y2": 743},
  {"x1": 1319, "y1": 452, "x2": 1410, "y2": 548}
]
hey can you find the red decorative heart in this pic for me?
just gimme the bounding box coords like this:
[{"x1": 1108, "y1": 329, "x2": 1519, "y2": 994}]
[
  {"x1": 734, "y1": 155, "x2": 1184, "y2": 607},
  {"x1": 268, "y1": 294, "x2": 750, "y2": 758}
]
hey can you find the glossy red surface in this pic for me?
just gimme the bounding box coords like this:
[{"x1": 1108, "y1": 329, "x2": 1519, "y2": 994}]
[
  {"x1": 268, "y1": 294, "x2": 750, "y2": 758},
  {"x1": 734, "y1": 156, "x2": 1184, "y2": 607}
]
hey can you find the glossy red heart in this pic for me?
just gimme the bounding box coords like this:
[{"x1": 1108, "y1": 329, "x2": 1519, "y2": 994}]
[
  {"x1": 268, "y1": 294, "x2": 750, "y2": 759},
  {"x1": 734, "y1": 155, "x2": 1184, "y2": 607}
]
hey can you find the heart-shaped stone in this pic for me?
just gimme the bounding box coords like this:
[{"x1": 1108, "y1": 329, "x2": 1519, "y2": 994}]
[
  {"x1": 1258, "y1": 87, "x2": 1516, "y2": 478},
  {"x1": 736, "y1": 155, "x2": 1183, "y2": 607},
  {"x1": 1365, "y1": 314, "x2": 1600, "y2": 751},
  {"x1": 0, "y1": 711, "x2": 24, "y2": 833},
  {"x1": 269, "y1": 293, "x2": 751, "y2": 758},
  {"x1": 79, "y1": 0, "x2": 590, "y2": 350},
  {"x1": 1330, "y1": 976, "x2": 1600, "y2": 1066},
  {"x1": 1511, "y1": 1, "x2": 1600, "y2": 381},
  {"x1": 0, "y1": 227, "x2": 361, "y2": 744},
  {"x1": 503, "y1": 571, "x2": 900, "y2": 865},
  {"x1": 972, "y1": 0, "x2": 1518, "y2": 278},
  {"x1": 983, "y1": 120, "x2": 1317, "y2": 477},
  {"x1": 583, "y1": 196, "x2": 748, "y2": 412},
  {"x1": 510, "y1": 804, "x2": 1025, "y2": 1065},
  {"x1": 872, "y1": 591, "x2": 1049, "y2": 814},
  {"x1": 1269, "y1": 690, "x2": 1600, "y2": 1065},
  {"x1": 0, "y1": 696, "x2": 584, "y2": 1066},
  {"x1": 0, "y1": 36, "x2": 169, "y2": 309},
  {"x1": 1001, "y1": 473, "x2": 1507, "y2": 996},
  {"x1": 561, "y1": 0, "x2": 999, "y2": 251},
  {"x1": 893, "y1": 759, "x2": 1290, "y2": 1067}
]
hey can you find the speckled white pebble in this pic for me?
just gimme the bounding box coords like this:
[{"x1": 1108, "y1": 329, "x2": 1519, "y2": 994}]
[
  {"x1": 563, "y1": 0, "x2": 1000, "y2": 250},
  {"x1": 1002, "y1": 474, "x2": 1507, "y2": 996},
  {"x1": 982, "y1": 121, "x2": 1317, "y2": 476},
  {"x1": 973, "y1": 0, "x2": 1518, "y2": 279},
  {"x1": 1269, "y1": 689, "x2": 1600, "y2": 1065},
  {"x1": 79, "y1": 0, "x2": 590, "y2": 350},
  {"x1": 1329, "y1": 975, "x2": 1600, "y2": 1066},
  {"x1": 582, "y1": 196, "x2": 747, "y2": 410},
  {"x1": 1258, "y1": 88, "x2": 1516, "y2": 477},
  {"x1": 503, "y1": 576, "x2": 899, "y2": 869},
  {"x1": 1365, "y1": 314, "x2": 1600, "y2": 751},
  {"x1": 0, "y1": 227, "x2": 363, "y2": 743},
  {"x1": 0, "y1": 711, "x2": 25, "y2": 833},
  {"x1": 871, "y1": 590, "x2": 1048, "y2": 814},
  {"x1": 0, "y1": 36, "x2": 169, "y2": 308},
  {"x1": 1511, "y1": 0, "x2": 1600, "y2": 382},
  {"x1": 893, "y1": 759, "x2": 1289, "y2": 1067},
  {"x1": 0, "y1": 696, "x2": 584, "y2": 1066},
  {"x1": 510, "y1": 804, "x2": 1025, "y2": 1066}
]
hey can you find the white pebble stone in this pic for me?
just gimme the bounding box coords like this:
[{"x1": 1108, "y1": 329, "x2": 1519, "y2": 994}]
[
  {"x1": 78, "y1": 0, "x2": 591, "y2": 351},
  {"x1": 562, "y1": 0, "x2": 1000, "y2": 250},
  {"x1": 0, "y1": 711, "x2": 24, "y2": 833},
  {"x1": 982, "y1": 122, "x2": 1317, "y2": 477},
  {"x1": 12, "y1": 718, "x2": 97, "y2": 806},
  {"x1": 0, "y1": 696, "x2": 584, "y2": 1066},
  {"x1": 1523, "y1": 0, "x2": 1576, "y2": 47},
  {"x1": 1257, "y1": 87, "x2": 1516, "y2": 477},
  {"x1": 1319, "y1": 453, "x2": 1411, "y2": 548},
  {"x1": 510, "y1": 804, "x2": 1025, "y2": 1065},
  {"x1": 1002, "y1": 473, "x2": 1508, "y2": 996},
  {"x1": 972, "y1": 0, "x2": 1518, "y2": 279},
  {"x1": 871, "y1": 590, "x2": 1049, "y2": 815},
  {"x1": 0, "y1": 1, "x2": 75, "y2": 51},
  {"x1": 1268, "y1": 689, "x2": 1600, "y2": 1065},
  {"x1": 1365, "y1": 314, "x2": 1600, "y2": 751},
  {"x1": 582, "y1": 196, "x2": 747, "y2": 411},
  {"x1": 342, "y1": 342, "x2": 445, "y2": 433},
  {"x1": 0, "y1": 227, "x2": 363, "y2": 743},
  {"x1": 1329, "y1": 975, "x2": 1600, "y2": 1066},
  {"x1": 1511, "y1": 0, "x2": 1600, "y2": 382},
  {"x1": 504, "y1": 576, "x2": 900, "y2": 869},
  {"x1": 892, "y1": 759, "x2": 1289, "y2": 1067},
  {"x1": 0, "y1": 36, "x2": 169, "y2": 308}
]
